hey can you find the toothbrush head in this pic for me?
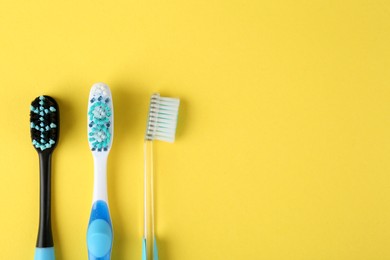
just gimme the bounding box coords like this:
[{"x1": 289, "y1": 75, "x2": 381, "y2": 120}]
[
  {"x1": 88, "y1": 83, "x2": 114, "y2": 152},
  {"x1": 145, "y1": 93, "x2": 180, "y2": 143},
  {"x1": 30, "y1": 95, "x2": 59, "y2": 153}
]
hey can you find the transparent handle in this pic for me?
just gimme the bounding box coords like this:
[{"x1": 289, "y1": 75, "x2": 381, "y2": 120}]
[{"x1": 144, "y1": 141, "x2": 156, "y2": 260}]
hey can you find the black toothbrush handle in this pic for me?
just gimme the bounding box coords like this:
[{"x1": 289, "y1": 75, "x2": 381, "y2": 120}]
[{"x1": 36, "y1": 152, "x2": 53, "y2": 248}]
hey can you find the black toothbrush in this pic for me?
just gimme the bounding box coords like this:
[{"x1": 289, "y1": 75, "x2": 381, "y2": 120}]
[{"x1": 30, "y1": 95, "x2": 59, "y2": 260}]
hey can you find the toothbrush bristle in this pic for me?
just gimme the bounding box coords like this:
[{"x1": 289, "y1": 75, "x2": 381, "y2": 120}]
[
  {"x1": 145, "y1": 93, "x2": 180, "y2": 142},
  {"x1": 88, "y1": 83, "x2": 113, "y2": 152},
  {"x1": 30, "y1": 95, "x2": 59, "y2": 152}
]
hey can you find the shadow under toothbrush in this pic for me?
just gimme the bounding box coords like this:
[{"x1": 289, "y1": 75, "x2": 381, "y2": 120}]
[
  {"x1": 103, "y1": 81, "x2": 188, "y2": 259},
  {"x1": 154, "y1": 93, "x2": 188, "y2": 260},
  {"x1": 175, "y1": 97, "x2": 188, "y2": 140},
  {"x1": 50, "y1": 95, "x2": 77, "y2": 260},
  {"x1": 156, "y1": 236, "x2": 172, "y2": 260},
  {"x1": 106, "y1": 83, "x2": 148, "y2": 260}
]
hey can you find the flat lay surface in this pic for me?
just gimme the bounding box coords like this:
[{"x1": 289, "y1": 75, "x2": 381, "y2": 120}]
[{"x1": 0, "y1": 0, "x2": 390, "y2": 259}]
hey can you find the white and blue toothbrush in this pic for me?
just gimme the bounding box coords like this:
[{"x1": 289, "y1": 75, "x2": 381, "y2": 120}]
[
  {"x1": 143, "y1": 93, "x2": 180, "y2": 260},
  {"x1": 86, "y1": 83, "x2": 114, "y2": 260}
]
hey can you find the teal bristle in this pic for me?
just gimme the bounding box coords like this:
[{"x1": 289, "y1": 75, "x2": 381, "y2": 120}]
[
  {"x1": 30, "y1": 95, "x2": 59, "y2": 152},
  {"x1": 88, "y1": 84, "x2": 113, "y2": 152}
]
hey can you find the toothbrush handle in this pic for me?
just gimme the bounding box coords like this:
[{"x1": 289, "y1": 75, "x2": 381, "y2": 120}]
[
  {"x1": 35, "y1": 152, "x2": 55, "y2": 260},
  {"x1": 35, "y1": 247, "x2": 55, "y2": 260},
  {"x1": 142, "y1": 238, "x2": 159, "y2": 260},
  {"x1": 143, "y1": 141, "x2": 159, "y2": 260},
  {"x1": 87, "y1": 200, "x2": 113, "y2": 260},
  {"x1": 87, "y1": 156, "x2": 113, "y2": 260}
]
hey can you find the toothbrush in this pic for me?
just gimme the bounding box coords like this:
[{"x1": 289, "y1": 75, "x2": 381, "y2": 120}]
[
  {"x1": 143, "y1": 93, "x2": 180, "y2": 260},
  {"x1": 86, "y1": 83, "x2": 114, "y2": 260},
  {"x1": 30, "y1": 95, "x2": 59, "y2": 260}
]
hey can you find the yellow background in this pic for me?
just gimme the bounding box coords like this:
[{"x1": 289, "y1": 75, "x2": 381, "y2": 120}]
[{"x1": 0, "y1": 0, "x2": 389, "y2": 259}]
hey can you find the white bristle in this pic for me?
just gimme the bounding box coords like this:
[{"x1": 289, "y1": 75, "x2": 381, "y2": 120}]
[{"x1": 145, "y1": 93, "x2": 180, "y2": 142}]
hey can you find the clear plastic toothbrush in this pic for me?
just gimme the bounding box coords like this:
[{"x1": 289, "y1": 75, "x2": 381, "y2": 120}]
[
  {"x1": 86, "y1": 83, "x2": 114, "y2": 260},
  {"x1": 142, "y1": 93, "x2": 180, "y2": 260}
]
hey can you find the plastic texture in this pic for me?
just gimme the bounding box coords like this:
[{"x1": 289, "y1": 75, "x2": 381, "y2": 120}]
[
  {"x1": 30, "y1": 95, "x2": 59, "y2": 249},
  {"x1": 142, "y1": 238, "x2": 159, "y2": 260},
  {"x1": 87, "y1": 200, "x2": 113, "y2": 260},
  {"x1": 34, "y1": 247, "x2": 55, "y2": 260},
  {"x1": 92, "y1": 153, "x2": 109, "y2": 203},
  {"x1": 142, "y1": 238, "x2": 147, "y2": 260},
  {"x1": 144, "y1": 141, "x2": 155, "y2": 260},
  {"x1": 36, "y1": 152, "x2": 54, "y2": 247},
  {"x1": 87, "y1": 83, "x2": 114, "y2": 260}
]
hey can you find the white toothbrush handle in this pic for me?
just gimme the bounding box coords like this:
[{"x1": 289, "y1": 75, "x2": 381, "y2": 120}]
[
  {"x1": 143, "y1": 141, "x2": 158, "y2": 260},
  {"x1": 93, "y1": 154, "x2": 109, "y2": 203},
  {"x1": 87, "y1": 154, "x2": 113, "y2": 260}
]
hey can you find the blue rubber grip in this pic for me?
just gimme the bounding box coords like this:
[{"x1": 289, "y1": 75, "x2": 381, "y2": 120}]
[
  {"x1": 34, "y1": 247, "x2": 55, "y2": 260},
  {"x1": 141, "y1": 238, "x2": 159, "y2": 260},
  {"x1": 87, "y1": 200, "x2": 113, "y2": 260}
]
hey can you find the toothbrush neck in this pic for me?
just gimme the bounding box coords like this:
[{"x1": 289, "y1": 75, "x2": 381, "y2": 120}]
[
  {"x1": 92, "y1": 153, "x2": 109, "y2": 203},
  {"x1": 37, "y1": 152, "x2": 53, "y2": 248}
]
